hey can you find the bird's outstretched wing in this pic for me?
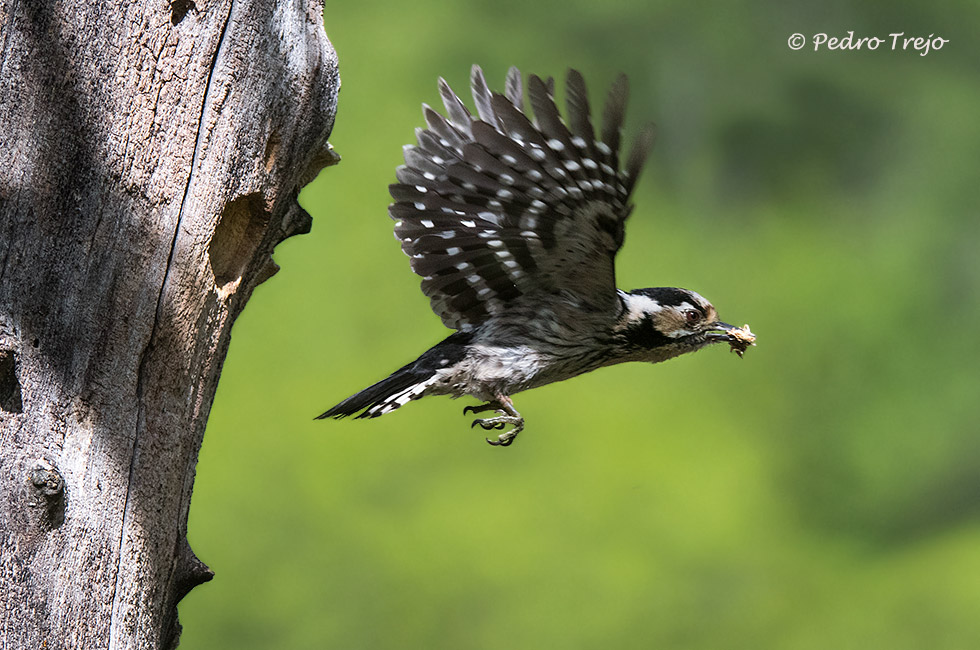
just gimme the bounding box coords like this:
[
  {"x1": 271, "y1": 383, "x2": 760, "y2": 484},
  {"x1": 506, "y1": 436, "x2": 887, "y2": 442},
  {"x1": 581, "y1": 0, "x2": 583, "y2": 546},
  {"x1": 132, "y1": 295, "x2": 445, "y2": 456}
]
[{"x1": 390, "y1": 66, "x2": 655, "y2": 331}]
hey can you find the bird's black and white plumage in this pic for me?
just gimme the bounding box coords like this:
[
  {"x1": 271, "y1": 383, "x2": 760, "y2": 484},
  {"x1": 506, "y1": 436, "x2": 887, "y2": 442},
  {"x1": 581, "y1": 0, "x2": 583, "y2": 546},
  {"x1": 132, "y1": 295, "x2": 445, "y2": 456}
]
[{"x1": 318, "y1": 65, "x2": 754, "y2": 446}]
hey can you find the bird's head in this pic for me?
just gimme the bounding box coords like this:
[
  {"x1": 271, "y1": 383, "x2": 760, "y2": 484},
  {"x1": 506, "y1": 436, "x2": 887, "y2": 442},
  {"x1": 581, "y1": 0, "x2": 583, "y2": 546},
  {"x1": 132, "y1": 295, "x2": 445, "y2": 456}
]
[{"x1": 615, "y1": 287, "x2": 743, "y2": 361}]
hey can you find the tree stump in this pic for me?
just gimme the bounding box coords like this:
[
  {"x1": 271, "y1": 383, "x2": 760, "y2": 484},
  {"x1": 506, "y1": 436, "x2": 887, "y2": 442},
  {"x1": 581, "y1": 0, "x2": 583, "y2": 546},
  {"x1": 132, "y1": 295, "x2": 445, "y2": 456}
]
[{"x1": 0, "y1": 0, "x2": 339, "y2": 647}]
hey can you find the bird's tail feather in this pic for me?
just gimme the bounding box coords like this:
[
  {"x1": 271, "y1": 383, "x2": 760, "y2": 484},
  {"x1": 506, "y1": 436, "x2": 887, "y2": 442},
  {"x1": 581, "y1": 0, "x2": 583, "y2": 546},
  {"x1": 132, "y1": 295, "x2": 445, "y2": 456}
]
[
  {"x1": 317, "y1": 331, "x2": 473, "y2": 421},
  {"x1": 315, "y1": 361, "x2": 435, "y2": 420}
]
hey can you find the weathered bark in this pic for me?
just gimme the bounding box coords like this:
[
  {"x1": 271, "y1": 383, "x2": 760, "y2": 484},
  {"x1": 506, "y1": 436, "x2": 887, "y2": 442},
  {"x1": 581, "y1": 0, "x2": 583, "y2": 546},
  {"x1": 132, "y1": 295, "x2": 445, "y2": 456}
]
[{"x1": 0, "y1": 0, "x2": 338, "y2": 647}]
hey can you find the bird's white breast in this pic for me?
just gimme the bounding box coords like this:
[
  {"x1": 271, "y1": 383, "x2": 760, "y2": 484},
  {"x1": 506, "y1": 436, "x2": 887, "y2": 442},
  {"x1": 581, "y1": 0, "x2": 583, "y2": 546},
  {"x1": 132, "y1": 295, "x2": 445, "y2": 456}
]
[{"x1": 430, "y1": 344, "x2": 547, "y2": 401}]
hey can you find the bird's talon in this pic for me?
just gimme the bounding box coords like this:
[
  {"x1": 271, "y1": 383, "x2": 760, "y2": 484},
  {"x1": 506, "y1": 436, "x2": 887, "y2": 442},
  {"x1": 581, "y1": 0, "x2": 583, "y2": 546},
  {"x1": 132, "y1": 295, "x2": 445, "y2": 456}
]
[
  {"x1": 463, "y1": 397, "x2": 523, "y2": 446},
  {"x1": 485, "y1": 432, "x2": 515, "y2": 446},
  {"x1": 464, "y1": 401, "x2": 503, "y2": 416}
]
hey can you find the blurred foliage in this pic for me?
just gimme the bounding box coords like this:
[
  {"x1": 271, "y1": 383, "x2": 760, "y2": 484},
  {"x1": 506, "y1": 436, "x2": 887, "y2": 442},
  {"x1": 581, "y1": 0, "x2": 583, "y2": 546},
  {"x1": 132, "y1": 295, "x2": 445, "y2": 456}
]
[{"x1": 179, "y1": 0, "x2": 980, "y2": 648}]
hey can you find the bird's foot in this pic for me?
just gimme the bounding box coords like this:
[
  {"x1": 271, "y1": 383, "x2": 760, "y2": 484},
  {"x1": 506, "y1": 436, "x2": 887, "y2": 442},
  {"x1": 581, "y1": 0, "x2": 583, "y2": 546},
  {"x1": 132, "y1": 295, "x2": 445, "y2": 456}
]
[
  {"x1": 463, "y1": 402, "x2": 502, "y2": 416},
  {"x1": 464, "y1": 397, "x2": 524, "y2": 446},
  {"x1": 471, "y1": 416, "x2": 525, "y2": 446}
]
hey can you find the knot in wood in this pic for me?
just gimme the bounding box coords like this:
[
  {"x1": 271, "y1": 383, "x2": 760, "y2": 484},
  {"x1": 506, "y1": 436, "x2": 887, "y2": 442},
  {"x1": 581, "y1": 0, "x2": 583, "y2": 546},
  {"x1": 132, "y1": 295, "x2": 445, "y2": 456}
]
[{"x1": 30, "y1": 459, "x2": 65, "y2": 498}]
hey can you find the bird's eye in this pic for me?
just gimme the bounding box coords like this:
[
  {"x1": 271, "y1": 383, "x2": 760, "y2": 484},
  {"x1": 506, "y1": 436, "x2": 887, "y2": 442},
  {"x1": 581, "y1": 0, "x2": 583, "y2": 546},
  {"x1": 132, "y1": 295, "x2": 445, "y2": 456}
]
[{"x1": 685, "y1": 309, "x2": 702, "y2": 325}]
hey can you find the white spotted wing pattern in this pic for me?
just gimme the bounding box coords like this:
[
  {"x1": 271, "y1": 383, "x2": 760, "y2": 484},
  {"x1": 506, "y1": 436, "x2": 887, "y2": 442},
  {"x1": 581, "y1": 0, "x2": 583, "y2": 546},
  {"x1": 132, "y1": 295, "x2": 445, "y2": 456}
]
[{"x1": 390, "y1": 66, "x2": 655, "y2": 331}]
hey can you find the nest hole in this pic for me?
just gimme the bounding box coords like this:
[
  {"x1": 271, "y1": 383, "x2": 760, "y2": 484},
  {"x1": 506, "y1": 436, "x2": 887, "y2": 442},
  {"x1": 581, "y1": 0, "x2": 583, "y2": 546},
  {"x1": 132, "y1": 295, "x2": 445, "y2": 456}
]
[{"x1": 208, "y1": 193, "x2": 269, "y2": 298}]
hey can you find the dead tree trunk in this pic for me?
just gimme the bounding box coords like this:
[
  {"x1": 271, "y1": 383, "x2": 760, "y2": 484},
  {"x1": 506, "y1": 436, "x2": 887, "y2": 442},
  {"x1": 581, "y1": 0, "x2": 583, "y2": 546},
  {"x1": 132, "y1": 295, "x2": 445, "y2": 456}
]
[{"x1": 0, "y1": 0, "x2": 338, "y2": 647}]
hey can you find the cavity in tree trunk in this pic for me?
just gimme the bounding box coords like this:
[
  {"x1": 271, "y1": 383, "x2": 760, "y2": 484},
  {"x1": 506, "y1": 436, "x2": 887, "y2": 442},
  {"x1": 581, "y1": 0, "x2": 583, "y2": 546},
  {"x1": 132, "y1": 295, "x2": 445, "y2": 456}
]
[{"x1": 0, "y1": 0, "x2": 339, "y2": 647}]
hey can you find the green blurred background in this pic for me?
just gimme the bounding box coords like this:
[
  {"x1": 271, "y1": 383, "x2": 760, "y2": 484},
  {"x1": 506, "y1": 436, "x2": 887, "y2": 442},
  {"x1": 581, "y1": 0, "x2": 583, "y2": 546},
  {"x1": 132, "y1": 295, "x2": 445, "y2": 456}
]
[{"x1": 180, "y1": 1, "x2": 980, "y2": 648}]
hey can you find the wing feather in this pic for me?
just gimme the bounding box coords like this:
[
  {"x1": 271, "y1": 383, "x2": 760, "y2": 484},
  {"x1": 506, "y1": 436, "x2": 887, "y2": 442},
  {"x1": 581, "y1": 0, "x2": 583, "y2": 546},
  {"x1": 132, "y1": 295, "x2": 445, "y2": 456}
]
[
  {"x1": 390, "y1": 66, "x2": 652, "y2": 330},
  {"x1": 504, "y1": 66, "x2": 524, "y2": 111}
]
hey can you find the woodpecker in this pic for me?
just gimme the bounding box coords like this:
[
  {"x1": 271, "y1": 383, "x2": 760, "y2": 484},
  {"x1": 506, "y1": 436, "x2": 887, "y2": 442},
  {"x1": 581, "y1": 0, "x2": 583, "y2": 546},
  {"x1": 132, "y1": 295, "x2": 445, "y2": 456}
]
[{"x1": 318, "y1": 65, "x2": 755, "y2": 446}]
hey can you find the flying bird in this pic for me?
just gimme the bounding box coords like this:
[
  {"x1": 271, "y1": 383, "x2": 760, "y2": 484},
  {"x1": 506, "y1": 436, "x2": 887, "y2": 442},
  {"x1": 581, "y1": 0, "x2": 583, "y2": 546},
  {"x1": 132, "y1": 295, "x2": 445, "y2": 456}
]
[{"x1": 318, "y1": 65, "x2": 754, "y2": 446}]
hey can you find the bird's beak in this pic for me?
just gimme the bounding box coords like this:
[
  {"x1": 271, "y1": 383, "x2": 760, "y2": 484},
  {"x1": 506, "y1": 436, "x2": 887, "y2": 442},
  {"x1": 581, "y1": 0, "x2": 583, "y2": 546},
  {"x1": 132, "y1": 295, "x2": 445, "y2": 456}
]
[
  {"x1": 704, "y1": 321, "x2": 737, "y2": 341},
  {"x1": 705, "y1": 321, "x2": 756, "y2": 357}
]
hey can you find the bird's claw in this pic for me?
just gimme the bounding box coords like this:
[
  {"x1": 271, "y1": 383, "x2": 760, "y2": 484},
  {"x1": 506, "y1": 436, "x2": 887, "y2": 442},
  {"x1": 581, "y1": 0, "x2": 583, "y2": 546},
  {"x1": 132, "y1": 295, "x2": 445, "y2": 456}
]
[
  {"x1": 463, "y1": 402, "x2": 501, "y2": 416},
  {"x1": 470, "y1": 415, "x2": 524, "y2": 447},
  {"x1": 485, "y1": 422, "x2": 522, "y2": 446},
  {"x1": 464, "y1": 399, "x2": 524, "y2": 447},
  {"x1": 469, "y1": 418, "x2": 506, "y2": 431}
]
